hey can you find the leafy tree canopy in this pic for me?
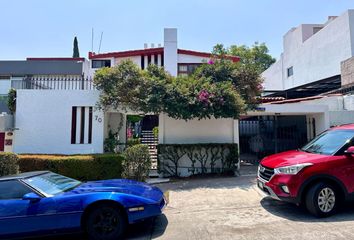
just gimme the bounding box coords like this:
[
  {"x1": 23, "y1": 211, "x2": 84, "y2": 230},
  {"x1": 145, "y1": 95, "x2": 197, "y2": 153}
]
[
  {"x1": 94, "y1": 44, "x2": 266, "y2": 120},
  {"x1": 228, "y1": 42, "x2": 276, "y2": 73}
]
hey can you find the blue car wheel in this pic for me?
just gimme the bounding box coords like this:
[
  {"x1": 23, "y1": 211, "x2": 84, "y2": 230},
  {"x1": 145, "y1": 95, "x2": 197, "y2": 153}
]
[{"x1": 85, "y1": 204, "x2": 126, "y2": 240}]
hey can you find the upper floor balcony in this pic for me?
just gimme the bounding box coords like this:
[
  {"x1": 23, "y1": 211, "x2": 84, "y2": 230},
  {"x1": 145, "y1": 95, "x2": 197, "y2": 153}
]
[{"x1": 11, "y1": 76, "x2": 94, "y2": 90}]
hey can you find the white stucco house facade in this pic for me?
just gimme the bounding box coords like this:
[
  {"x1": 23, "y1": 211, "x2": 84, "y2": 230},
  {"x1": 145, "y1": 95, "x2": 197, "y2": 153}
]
[{"x1": 9, "y1": 28, "x2": 241, "y2": 168}]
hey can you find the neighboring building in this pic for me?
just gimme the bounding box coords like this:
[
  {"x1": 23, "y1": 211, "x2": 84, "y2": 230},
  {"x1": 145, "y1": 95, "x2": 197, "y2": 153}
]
[
  {"x1": 0, "y1": 58, "x2": 89, "y2": 152},
  {"x1": 0, "y1": 58, "x2": 88, "y2": 95},
  {"x1": 262, "y1": 10, "x2": 354, "y2": 99},
  {"x1": 239, "y1": 10, "x2": 354, "y2": 162}
]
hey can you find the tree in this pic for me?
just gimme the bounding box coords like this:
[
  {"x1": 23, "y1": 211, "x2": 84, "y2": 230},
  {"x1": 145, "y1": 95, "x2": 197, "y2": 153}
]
[
  {"x1": 72, "y1": 36, "x2": 80, "y2": 58},
  {"x1": 94, "y1": 44, "x2": 265, "y2": 120},
  {"x1": 195, "y1": 44, "x2": 264, "y2": 110},
  {"x1": 228, "y1": 42, "x2": 276, "y2": 73},
  {"x1": 94, "y1": 60, "x2": 146, "y2": 111}
]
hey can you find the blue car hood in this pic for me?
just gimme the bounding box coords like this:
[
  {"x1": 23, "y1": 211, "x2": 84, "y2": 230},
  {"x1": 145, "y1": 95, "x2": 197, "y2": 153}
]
[{"x1": 67, "y1": 179, "x2": 163, "y2": 202}]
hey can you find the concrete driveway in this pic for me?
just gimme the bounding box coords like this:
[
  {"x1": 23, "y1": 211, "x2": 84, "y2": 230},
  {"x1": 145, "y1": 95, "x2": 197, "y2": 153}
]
[{"x1": 128, "y1": 175, "x2": 354, "y2": 240}]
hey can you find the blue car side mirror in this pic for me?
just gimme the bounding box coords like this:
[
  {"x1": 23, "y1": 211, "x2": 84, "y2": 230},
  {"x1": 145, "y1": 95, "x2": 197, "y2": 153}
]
[{"x1": 23, "y1": 192, "x2": 41, "y2": 203}]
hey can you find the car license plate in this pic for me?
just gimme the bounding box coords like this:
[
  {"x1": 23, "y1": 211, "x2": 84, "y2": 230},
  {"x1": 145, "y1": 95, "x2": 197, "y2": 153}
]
[{"x1": 258, "y1": 180, "x2": 264, "y2": 190}]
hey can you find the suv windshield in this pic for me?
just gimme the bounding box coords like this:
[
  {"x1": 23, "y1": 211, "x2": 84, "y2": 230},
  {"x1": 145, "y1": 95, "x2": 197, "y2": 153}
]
[
  {"x1": 301, "y1": 130, "x2": 354, "y2": 155},
  {"x1": 23, "y1": 172, "x2": 81, "y2": 196}
]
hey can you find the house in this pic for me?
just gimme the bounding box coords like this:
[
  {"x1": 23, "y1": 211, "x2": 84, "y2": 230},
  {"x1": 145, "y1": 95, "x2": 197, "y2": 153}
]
[
  {"x1": 0, "y1": 58, "x2": 89, "y2": 152},
  {"x1": 0, "y1": 58, "x2": 88, "y2": 95},
  {"x1": 8, "y1": 28, "x2": 241, "y2": 175}
]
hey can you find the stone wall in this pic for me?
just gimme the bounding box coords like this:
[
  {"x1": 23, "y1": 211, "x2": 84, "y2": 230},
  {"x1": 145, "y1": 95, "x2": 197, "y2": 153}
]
[{"x1": 341, "y1": 56, "x2": 354, "y2": 86}]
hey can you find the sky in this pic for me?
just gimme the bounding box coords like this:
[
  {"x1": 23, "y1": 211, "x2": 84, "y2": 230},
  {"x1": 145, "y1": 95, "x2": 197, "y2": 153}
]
[{"x1": 1, "y1": 0, "x2": 354, "y2": 60}]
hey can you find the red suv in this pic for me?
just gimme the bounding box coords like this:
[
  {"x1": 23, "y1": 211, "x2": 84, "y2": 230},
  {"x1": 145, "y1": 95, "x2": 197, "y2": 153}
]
[{"x1": 257, "y1": 124, "x2": 354, "y2": 217}]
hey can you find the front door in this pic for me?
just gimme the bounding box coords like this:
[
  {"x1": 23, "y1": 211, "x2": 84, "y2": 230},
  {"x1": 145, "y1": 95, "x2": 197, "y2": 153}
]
[{"x1": 141, "y1": 115, "x2": 159, "y2": 130}]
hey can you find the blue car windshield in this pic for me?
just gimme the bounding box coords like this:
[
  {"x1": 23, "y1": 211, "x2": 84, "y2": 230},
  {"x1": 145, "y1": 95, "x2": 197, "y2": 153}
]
[{"x1": 23, "y1": 172, "x2": 81, "y2": 196}]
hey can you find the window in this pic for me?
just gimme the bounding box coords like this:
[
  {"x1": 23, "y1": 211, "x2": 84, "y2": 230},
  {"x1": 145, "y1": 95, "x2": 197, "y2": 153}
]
[
  {"x1": 92, "y1": 60, "x2": 111, "y2": 68},
  {"x1": 179, "y1": 65, "x2": 188, "y2": 72},
  {"x1": 23, "y1": 172, "x2": 81, "y2": 196},
  {"x1": 0, "y1": 180, "x2": 31, "y2": 200},
  {"x1": 287, "y1": 66, "x2": 293, "y2": 77},
  {"x1": 301, "y1": 130, "x2": 354, "y2": 155},
  {"x1": 71, "y1": 106, "x2": 93, "y2": 144},
  {"x1": 178, "y1": 64, "x2": 201, "y2": 76}
]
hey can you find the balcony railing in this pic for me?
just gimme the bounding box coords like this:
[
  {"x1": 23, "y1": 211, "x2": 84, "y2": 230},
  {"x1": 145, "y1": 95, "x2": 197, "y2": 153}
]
[{"x1": 11, "y1": 76, "x2": 94, "y2": 90}]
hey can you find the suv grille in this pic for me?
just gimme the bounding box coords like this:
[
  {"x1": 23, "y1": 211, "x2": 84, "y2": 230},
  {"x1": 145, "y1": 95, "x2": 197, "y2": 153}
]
[{"x1": 258, "y1": 165, "x2": 274, "y2": 181}]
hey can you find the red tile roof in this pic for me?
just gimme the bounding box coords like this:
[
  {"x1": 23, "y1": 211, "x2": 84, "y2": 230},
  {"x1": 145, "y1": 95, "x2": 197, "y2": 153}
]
[
  {"x1": 88, "y1": 48, "x2": 164, "y2": 59},
  {"x1": 265, "y1": 94, "x2": 342, "y2": 104},
  {"x1": 88, "y1": 48, "x2": 240, "y2": 62},
  {"x1": 259, "y1": 96, "x2": 286, "y2": 103}
]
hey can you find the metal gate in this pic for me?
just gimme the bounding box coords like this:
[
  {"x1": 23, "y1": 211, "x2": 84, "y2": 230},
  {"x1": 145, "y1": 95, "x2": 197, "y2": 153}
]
[{"x1": 239, "y1": 115, "x2": 310, "y2": 164}]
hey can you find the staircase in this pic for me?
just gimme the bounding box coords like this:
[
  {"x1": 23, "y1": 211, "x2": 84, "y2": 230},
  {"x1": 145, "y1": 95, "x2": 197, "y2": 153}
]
[{"x1": 140, "y1": 130, "x2": 159, "y2": 177}]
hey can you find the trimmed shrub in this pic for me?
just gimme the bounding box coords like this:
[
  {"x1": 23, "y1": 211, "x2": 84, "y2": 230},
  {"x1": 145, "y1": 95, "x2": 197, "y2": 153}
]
[
  {"x1": 127, "y1": 138, "x2": 141, "y2": 147},
  {"x1": 0, "y1": 153, "x2": 19, "y2": 176},
  {"x1": 158, "y1": 143, "x2": 239, "y2": 177},
  {"x1": 18, "y1": 154, "x2": 124, "y2": 181},
  {"x1": 122, "y1": 144, "x2": 151, "y2": 182}
]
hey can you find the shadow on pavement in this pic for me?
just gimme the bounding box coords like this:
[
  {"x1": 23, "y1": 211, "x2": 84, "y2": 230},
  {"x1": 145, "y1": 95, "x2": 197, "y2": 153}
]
[
  {"x1": 261, "y1": 196, "x2": 354, "y2": 222},
  {"x1": 155, "y1": 175, "x2": 257, "y2": 193},
  {"x1": 29, "y1": 214, "x2": 168, "y2": 240}
]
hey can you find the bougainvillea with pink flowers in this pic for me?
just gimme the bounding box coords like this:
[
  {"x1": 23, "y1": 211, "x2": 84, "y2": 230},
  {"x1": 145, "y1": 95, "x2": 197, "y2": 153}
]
[{"x1": 95, "y1": 45, "x2": 263, "y2": 120}]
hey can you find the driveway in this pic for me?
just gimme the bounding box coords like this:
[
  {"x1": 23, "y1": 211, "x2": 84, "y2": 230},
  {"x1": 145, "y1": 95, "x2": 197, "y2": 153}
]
[
  {"x1": 130, "y1": 175, "x2": 354, "y2": 240},
  {"x1": 40, "y1": 174, "x2": 354, "y2": 240}
]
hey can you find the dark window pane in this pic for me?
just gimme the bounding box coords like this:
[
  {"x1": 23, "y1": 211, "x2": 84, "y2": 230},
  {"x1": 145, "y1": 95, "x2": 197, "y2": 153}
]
[
  {"x1": 302, "y1": 130, "x2": 354, "y2": 155},
  {"x1": 287, "y1": 66, "x2": 293, "y2": 77},
  {"x1": 92, "y1": 60, "x2": 111, "y2": 68},
  {"x1": 0, "y1": 180, "x2": 31, "y2": 200}
]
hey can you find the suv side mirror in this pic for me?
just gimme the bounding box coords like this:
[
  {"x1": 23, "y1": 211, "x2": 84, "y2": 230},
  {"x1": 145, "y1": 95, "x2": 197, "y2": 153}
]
[
  {"x1": 23, "y1": 192, "x2": 41, "y2": 203},
  {"x1": 344, "y1": 146, "x2": 354, "y2": 155}
]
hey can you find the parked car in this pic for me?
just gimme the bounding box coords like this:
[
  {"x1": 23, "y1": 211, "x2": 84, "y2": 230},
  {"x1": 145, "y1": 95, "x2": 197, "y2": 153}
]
[
  {"x1": 257, "y1": 124, "x2": 354, "y2": 217},
  {"x1": 0, "y1": 171, "x2": 168, "y2": 239}
]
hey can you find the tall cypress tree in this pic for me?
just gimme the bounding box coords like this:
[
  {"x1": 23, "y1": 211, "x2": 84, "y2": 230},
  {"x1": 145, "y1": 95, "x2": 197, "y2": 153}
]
[{"x1": 73, "y1": 36, "x2": 80, "y2": 58}]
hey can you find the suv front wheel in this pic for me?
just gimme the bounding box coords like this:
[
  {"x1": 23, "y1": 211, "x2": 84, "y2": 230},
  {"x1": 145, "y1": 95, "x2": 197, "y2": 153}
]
[{"x1": 305, "y1": 182, "x2": 338, "y2": 217}]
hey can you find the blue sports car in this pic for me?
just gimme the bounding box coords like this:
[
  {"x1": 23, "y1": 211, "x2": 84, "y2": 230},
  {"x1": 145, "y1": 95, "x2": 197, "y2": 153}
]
[{"x1": 0, "y1": 171, "x2": 168, "y2": 240}]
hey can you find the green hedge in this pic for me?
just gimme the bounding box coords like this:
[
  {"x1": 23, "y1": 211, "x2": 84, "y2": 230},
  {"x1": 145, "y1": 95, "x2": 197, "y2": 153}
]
[
  {"x1": 0, "y1": 153, "x2": 19, "y2": 176},
  {"x1": 18, "y1": 154, "x2": 124, "y2": 181},
  {"x1": 158, "y1": 143, "x2": 239, "y2": 177}
]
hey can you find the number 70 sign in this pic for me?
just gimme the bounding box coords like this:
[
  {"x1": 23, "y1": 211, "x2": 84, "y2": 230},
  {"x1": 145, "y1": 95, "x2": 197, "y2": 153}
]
[{"x1": 95, "y1": 115, "x2": 102, "y2": 123}]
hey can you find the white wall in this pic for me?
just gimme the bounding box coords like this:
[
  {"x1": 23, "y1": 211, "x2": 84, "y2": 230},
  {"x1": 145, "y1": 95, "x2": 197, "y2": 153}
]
[
  {"x1": 177, "y1": 54, "x2": 209, "y2": 63},
  {"x1": 13, "y1": 90, "x2": 104, "y2": 154},
  {"x1": 158, "y1": 114, "x2": 237, "y2": 144},
  {"x1": 263, "y1": 10, "x2": 354, "y2": 91},
  {"x1": 0, "y1": 80, "x2": 11, "y2": 95},
  {"x1": 114, "y1": 56, "x2": 141, "y2": 66},
  {"x1": 164, "y1": 28, "x2": 178, "y2": 76},
  {"x1": 329, "y1": 111, "x2": 354, "y2": 126},
  {"x1": 262, "y1": 54, "x2": 283, "y2": 91},
  {"x1": 104, "y1": 112, "x2": 126, "y2": 151}
]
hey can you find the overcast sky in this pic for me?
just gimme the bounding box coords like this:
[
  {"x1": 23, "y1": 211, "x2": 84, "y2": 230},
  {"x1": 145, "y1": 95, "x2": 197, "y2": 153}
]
[{"x1": 1, "y1": 0, "x2": 354, "y2": 60}]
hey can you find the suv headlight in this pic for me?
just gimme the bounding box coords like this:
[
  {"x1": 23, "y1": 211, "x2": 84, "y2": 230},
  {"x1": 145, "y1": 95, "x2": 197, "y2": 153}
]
[{"x1": 274, "y1": 163, "x2": 313, "y2": 175}]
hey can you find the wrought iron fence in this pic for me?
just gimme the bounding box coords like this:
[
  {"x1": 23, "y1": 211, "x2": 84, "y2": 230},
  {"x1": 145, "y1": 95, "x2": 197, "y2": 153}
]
[{"x1": 11, "y1": 76, "x2": 94, "y2": 90}]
